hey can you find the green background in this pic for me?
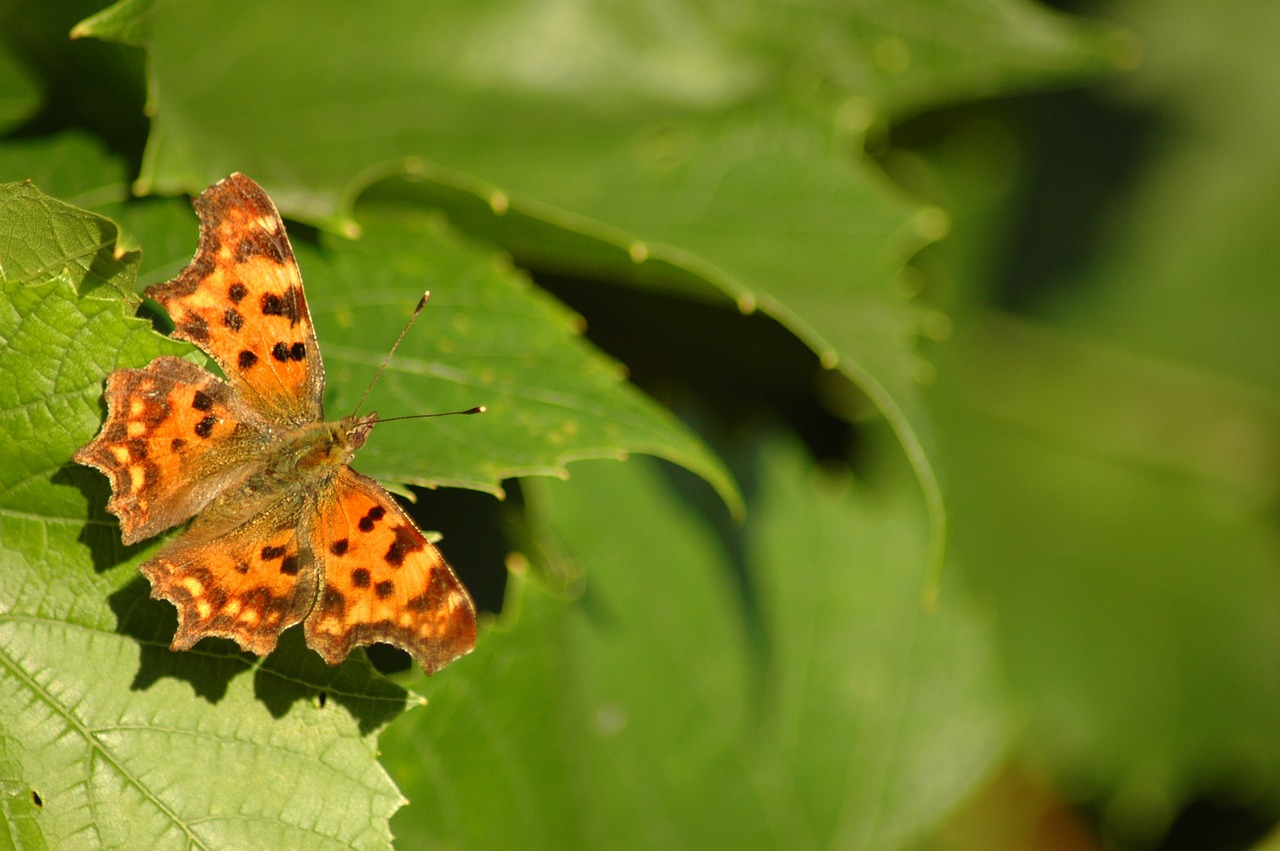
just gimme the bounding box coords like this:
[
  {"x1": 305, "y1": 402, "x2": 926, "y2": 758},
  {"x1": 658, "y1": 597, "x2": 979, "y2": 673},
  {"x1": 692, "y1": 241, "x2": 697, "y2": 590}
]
[{"x1": 1, "y1": 0, "x2": 1278, "y2": 848}]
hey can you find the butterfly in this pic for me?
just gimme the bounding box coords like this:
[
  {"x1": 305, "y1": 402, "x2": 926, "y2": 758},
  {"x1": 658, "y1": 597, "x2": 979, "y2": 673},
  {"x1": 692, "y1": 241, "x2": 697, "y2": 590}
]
[{"x1": 74, "y1": 173, "x2": 477, "y2": 674}]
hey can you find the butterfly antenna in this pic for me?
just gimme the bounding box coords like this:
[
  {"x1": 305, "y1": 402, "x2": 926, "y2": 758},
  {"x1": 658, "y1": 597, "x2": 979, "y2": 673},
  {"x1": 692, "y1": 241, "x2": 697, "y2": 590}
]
[
  {"x1": 378, "y1": 407, "x2": 486, "y2": 423},
  {"x1": 352, "y1": 291, "x2": 432, "y2": 417},
  {"x1": 352, "y1": 291, "x2": 487, "y2": 422}
]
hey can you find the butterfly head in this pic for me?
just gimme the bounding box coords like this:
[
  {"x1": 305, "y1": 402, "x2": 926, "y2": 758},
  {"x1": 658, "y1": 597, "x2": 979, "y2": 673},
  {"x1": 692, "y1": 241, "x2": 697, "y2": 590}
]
[{"x1": 341, "y1": 412, "x2": 379, "y2": 455}]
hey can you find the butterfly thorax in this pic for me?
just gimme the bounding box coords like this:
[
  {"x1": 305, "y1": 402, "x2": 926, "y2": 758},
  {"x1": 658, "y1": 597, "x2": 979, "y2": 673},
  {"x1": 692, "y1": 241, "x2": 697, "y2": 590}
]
[{"x1": 255, "y1": 412, "x2": 378, "y2": 491}]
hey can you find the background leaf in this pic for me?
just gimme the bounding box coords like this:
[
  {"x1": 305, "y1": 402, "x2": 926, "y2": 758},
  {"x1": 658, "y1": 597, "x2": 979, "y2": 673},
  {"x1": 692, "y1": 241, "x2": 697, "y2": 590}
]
[
  {"x1": 894, "y1": 0, "x2": 1280, "y2": 843},
  {"x1": 382, "y1": 438, "x2": 1005, "y2": 851},
  {"x1": 0, "y1": 40, "x2": 38, "y2": 134},
  {"x1": 113, "y1": 0, "x2": 1127, "y2": 574}
]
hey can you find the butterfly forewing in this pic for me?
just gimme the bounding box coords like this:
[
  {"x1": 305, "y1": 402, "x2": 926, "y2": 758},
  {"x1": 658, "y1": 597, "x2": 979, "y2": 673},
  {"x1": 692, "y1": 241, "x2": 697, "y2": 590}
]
[{"x1": 145, "y1": 173, "x2": 324, "y2": 425}]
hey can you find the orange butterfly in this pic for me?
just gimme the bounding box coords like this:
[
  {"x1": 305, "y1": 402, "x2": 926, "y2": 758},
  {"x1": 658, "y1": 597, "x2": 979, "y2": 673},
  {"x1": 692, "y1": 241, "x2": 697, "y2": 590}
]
[{"x1": 75, "y1": 173, "x2": 476, "y2": 674}]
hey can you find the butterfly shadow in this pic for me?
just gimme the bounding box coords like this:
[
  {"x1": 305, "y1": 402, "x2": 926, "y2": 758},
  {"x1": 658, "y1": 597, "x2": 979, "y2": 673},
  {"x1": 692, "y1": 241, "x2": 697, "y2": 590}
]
[
  {"x1": 55, "y1": 462, "x2": 152, "y2": 573},
  {"x1": 253, "y1": 630, "x2": 409, "y2": 736},
  {"x1": 108, "y1": 578, "x2": 407, "y2": 734},
  {"x1": 108, "y1": 577, "x2": 247, "y2": 702}
]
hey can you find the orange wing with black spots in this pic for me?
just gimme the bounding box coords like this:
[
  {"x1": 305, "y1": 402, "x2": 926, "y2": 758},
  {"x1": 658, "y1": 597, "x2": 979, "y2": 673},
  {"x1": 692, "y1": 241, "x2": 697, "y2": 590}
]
[
  {"x1": 140, "y1": 499, "x2": 319, "y2": 657},
  {"x1": 73, "y1": 356, "x2": 270, "y2": 545},
  {"x1": 145, "y1": 173, "x2": 324, "y2": 425},
  {"x1": 305, "y1": 468, "x2": 476, "y2": 674}
]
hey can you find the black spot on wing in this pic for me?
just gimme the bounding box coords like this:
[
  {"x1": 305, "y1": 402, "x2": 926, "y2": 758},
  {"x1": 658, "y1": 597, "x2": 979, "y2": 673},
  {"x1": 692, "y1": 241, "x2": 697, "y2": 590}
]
[
  {"x1": 358, "y1": 505, "x2": 386, "y2": 533},
  {"x1": 259, "y1": 287, "x2": 304, "y2": 324},
  {"x1": 384, "y1": 525, "x2": 424, "y2": 567},
  {"x1": 180, "y1": 313, "x2": 210, "y2": 344}
]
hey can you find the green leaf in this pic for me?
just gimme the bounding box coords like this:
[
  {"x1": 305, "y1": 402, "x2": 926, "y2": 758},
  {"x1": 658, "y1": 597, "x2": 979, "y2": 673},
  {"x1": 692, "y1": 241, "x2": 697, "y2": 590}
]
[
  {"x1": 931, "y1": 316, "x2": 1280, "y2": 837},
  {"x1": 381, "y1": 437, "x2": 1006, "y2": 849},
  {"x1": 0, "y1": 734, "x2": 49, "y2": 851},
  {"x1": 70, "y1": 0, "x2": 152, "y2": 47},
  {"x1": 0, "y1": 182, "x2": 409, "y2": 849},
  {"x1": 301, "y1": 204, "x2": 741, "y2": 510},
  {"x1": 78, "y1": 0, "x2": 1126, "y2": 571},
  {"x1": 0, "y1": 179, "x2": 137, "y2": 299}
]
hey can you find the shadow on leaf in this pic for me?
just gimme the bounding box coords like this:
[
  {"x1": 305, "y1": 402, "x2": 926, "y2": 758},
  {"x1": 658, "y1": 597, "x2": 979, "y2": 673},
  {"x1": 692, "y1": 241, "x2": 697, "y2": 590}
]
[
  {"x1": 55, "y1": 462, "x2": 150, "y2": 573},
  {"x1": 254, "y1": 631, "x2": 409, "y2": 736},
  {"x1": 108, "y1": 577, "x2": 246, "y2": 701},
  {"x1": 109, "y1": 577, "x2": 408, "y2": 734}
]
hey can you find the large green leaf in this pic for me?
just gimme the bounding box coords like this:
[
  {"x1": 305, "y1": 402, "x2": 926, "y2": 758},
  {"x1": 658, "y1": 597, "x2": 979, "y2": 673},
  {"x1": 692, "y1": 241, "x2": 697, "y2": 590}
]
[
  {"x1": 0, "y1": 181, "x2": 409, "y2": 849},
  {"x1": 2, "y1": 135, "x2": 738, "y2": 507},
  {"x1": 79, "y1": 0, "x2": 1127, "y2": 574},
  {"x1": 381, "y1": 437, "x2": 1006, "y2": 849},
  {"x1": 301, "y1": 204, "x2": 739, "y2": 507}
]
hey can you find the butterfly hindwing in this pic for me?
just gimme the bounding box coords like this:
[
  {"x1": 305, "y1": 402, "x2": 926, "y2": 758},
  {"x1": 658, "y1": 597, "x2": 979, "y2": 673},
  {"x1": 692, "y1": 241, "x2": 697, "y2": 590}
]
[
  {"x1": 305, "y1": 468, "x2": 476, "y2": 674},
  {"x1": 141, "y1": 497, "x2": 319, "y2": 657}
]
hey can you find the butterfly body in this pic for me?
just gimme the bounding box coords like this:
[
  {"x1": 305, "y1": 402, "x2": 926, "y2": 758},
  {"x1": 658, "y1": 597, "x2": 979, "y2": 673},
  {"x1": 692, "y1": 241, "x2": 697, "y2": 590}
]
[
  {"x1": 250, "y1": 413, "x2": 374, "y2": 492},
  {"x1": 75, "y1": 174, "x2": 476, "y2": 674}
]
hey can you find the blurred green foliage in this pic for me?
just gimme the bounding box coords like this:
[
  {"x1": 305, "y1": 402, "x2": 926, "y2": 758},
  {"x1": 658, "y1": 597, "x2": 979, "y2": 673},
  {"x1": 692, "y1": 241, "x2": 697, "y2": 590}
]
[{"x1": 1, "y1": 0, "x2": 1277, "y2": 849}]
